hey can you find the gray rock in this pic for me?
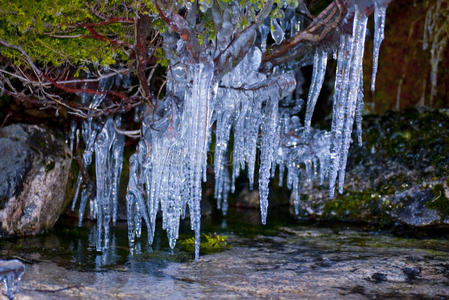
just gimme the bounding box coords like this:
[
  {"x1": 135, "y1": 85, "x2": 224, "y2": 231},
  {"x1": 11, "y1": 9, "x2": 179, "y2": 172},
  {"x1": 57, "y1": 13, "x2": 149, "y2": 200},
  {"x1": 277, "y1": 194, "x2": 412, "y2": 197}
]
[
  {"x1": 390, "y1": 186, "x2": 449, "y2": 227},
  {"x1": 0, "y1": 124, "x2": 71, "y2": 237}
]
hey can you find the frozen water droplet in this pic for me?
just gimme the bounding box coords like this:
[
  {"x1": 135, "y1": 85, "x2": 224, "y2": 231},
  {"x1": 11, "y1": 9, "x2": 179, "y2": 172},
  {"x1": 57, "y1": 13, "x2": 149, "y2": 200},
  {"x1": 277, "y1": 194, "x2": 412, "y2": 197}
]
[{"x1": 271, "y1": 18, "x2": 285, "y2": 45}]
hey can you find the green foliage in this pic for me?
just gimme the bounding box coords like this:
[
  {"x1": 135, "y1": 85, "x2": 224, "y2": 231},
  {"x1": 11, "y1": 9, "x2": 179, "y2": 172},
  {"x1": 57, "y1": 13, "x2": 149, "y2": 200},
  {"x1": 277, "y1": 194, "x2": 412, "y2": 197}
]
[
  {"x1": 0, "y1": 0, "x2": 136, "y2": 69},
  {"x1": 0, "y1": 0, "x2": 307, "y2": 73},
  {"x1": 0, "y1": 0, "x2": 290, "y2": 73},
  {"x1": 180, "y1": 233, "x2": 231, "y2": 254},
  {"x1": 154, "y1": 48, "x2": 169, "y2": 67}
]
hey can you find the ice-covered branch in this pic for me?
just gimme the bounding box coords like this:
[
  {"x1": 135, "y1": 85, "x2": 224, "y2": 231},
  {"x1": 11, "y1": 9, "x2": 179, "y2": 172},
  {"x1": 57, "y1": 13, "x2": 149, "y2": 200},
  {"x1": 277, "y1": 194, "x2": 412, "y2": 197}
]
[
  {"x1": 260, "y1": 0, "x2": 393, "y2": 71},
  {"x1": 66, "y1": 0, "x2": 394, "y2": 261},
  {"x1": 152, "y1": 0, "x2": 201, "y2": 60}
]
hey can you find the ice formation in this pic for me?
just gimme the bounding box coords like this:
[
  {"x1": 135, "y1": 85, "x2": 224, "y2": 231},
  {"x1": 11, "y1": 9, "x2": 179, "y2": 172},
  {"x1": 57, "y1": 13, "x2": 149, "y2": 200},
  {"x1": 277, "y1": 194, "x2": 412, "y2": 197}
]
[
  {"x1": 422, "y1": 0, "x2": 448, "y2": 106},
  {"x1": 371, "y1": 3, "x2": 387, "y2": 92},
  {"x1": 329, "y1": 7, "x2": 369, "y2": 198},
  {"x1": 70, "y1": 2, "x2": 389, "y2": 259},
  {"x1": 304, "y1": 49, "x2": 328, "y2": 129},
  {"x1": 0, "y1": 259, "x2": 25, "y2": 300},
  {"x1": 271, "y1": 18, "x2": 285, "y2": 45}
]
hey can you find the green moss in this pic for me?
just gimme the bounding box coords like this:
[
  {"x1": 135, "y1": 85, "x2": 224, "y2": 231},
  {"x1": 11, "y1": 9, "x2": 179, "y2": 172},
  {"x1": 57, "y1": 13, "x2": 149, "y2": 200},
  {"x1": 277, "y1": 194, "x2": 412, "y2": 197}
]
[
  {"x1": 425, "y1": 184, "x2": 449, "y2": 220},
  {"x1": 361, "y1": 109, "x2": 449, "y2": 177},
  {"x1": 179, "y1": 233, "x2": 231, "y2": 255},
  {"x1": 322, "y1": 189, "x2": 395, "y2": 226},
  {"x1": 379, "y1": 183, "x2": 396, "y2": 195}
]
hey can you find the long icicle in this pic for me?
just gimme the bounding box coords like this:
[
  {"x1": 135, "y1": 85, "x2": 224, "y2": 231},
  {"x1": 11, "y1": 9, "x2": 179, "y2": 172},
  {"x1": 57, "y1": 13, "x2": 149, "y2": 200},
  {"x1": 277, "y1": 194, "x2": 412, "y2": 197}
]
[
  {"x1": 304, "y1": 49, "x2": 328, "y2": 129},
  {"x1": 371, "y1": 3, "x2": 387, "y2": 92},
  {"x1": 337, "y1": 8, "x2": 368, "y2": 195}
]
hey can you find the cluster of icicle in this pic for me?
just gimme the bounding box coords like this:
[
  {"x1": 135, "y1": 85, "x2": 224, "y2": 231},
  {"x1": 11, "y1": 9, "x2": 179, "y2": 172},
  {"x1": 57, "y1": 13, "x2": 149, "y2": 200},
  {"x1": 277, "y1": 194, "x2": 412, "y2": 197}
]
[
  {"x1": 70, "y1": 76, "x2": 127, "y2": 251},
  {"x1": 70, "y1": 2, "x2": 388, "y2": 259}
]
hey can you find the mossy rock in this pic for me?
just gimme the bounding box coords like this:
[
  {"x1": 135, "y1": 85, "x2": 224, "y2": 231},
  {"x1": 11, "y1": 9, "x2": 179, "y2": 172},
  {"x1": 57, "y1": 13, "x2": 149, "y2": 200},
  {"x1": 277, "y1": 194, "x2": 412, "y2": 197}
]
[{"x1": 297, "y1": 108, "x2": 449, "y2": 228}]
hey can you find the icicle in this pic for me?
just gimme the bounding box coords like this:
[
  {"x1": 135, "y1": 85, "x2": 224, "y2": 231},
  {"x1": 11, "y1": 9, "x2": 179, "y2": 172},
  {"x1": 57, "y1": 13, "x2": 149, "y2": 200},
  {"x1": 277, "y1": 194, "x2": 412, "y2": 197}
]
[
  {"x1": 423, "y1": 6, "x2": 431, "y2": 50},
  {"x1": 304, "y1": 49, "x2": 328, "y2": 129},
  {"x1": 0, "y1": 259, "x2": 25, "y2": 300},
  {"x1": 214, "y1": 97, "x2": 233, "y2": 210},
  {"x1": 181, "y1": 62, "x2": 215, "y2": 259},
  {"x1": 134, "y1": 106, "x2": 141, "y2": 123},
  {"x1": 69, "y1": 0, "x2": 393, "y2": 259},
  {"x1": 355, "y1": 74, "x2": 364, "y2": 146},
  {"x1": 371, "y1": 3, "x2": 387, "y2": 92},
  {"x1": 292, "y1": 175, "x2": 301, "y2": 215},
  {"x1": 126, "y1": 152, "x2": 151, "y2": 248},
  {"x1": 271, "y1": 18, "x2": 285, "y2": 45},
  {"x1": 69, "y1": 120, "x2": 77, "y2": 154},
  {"x1": 94, "y1": 118, "x2": 115, "y2": 251},
  {"x1": 245, "y1": 98, "x2": 262, "y2": 190},
  {"x1": 111, "y1": 117, "x2": 125, "y2": 225},
  {"x1": 328, "y1": 35, "x2": 352, "y2": 199},
  {"x1": 259, "y1": 24, "x2": 270, "y2": 52},
  {"x1": 71, "y1": 173, "x2": 82, "y2": 211},
  {"x1": 258, "y1": 96, "x2": 279, "y2": 224},
  {"x1": 329, "y1": 6, "x2": 368, "y2": 198},
  {"x1": 337, "y1": 9, "x2": 368, "y2": 195},
  {"x1": 231, "y1": 95, "x2": 249, "y2": 193}
]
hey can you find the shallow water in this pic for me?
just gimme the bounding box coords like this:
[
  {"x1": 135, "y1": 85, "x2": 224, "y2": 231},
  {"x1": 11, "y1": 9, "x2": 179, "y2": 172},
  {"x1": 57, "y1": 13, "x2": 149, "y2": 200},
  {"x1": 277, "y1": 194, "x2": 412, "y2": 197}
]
[{"x1": 1, "y1": 208, "x2": 449, "y2": 299}]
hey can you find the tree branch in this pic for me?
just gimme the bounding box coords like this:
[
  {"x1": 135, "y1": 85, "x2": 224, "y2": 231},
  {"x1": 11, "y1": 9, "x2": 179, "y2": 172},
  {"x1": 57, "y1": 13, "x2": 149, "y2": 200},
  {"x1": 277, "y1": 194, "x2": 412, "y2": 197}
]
[
  {"x1": 84, "y1": 26, "x2": 132, "y2": 48},
  {"x1": 213, "y1": 0, "x2": 274, "y2": 78},
  {"x1": 260, "y1": 0, "x2": 393, "y2": 71},
  {"x1": 152, "y1": 0, "x2": 200, "y2": 61},
  {"x1": 0, "y1": 38, "x2": 139, "y2": 118},
  {"x1": 133, "y1": 14, "x2": 154, "y2": 106},
  {"x1": 0, "y1": 38, "x2": 43, "y2": 79},
  {"x1": 260, "y1": 0, "x2": 347, "y2": 71},
  {"x1": 43, "y1": 73, "x2": 130, "y2": 101}
]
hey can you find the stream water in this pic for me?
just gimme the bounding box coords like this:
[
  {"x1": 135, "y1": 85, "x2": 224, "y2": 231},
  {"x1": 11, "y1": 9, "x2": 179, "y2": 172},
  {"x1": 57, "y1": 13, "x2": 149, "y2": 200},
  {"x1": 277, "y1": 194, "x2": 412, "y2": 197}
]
[{"x1": 1, "y1": 207, "x2": 449, "y2": 299}]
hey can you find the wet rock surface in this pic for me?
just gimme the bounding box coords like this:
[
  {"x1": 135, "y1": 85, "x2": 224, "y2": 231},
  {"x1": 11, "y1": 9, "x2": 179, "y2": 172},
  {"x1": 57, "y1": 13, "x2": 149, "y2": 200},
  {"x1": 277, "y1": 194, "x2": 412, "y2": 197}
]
[
  {"x1": 1, "y1": 209, "x2": 448, "y2": 299},
  {"x1": 0, "y1": 124, "x2": 71, "y2": 237},
  {"x1": 297, "y1": 108, "x2": 449, "y2": 228}
]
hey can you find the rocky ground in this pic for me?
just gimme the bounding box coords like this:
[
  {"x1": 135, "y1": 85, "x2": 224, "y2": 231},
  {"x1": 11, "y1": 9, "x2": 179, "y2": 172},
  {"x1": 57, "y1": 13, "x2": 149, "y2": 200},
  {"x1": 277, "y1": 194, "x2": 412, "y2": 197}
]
[{"x1": 1, "y1": 222, "x2": 449, "y2": 299}]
